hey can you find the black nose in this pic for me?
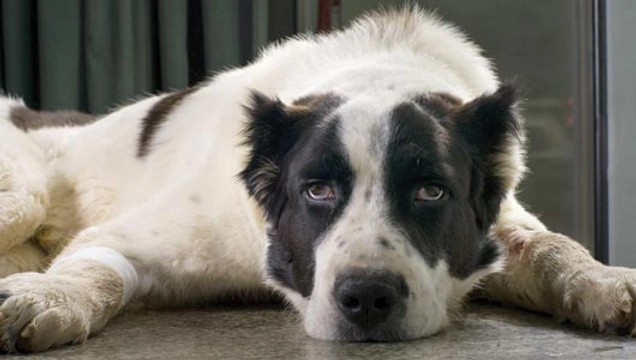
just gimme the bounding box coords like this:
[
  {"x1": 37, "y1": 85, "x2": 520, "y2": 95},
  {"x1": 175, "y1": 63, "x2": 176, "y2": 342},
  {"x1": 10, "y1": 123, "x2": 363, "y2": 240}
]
[{"x1": 334, "y1": 271, "x2": 407, "y2": 329}]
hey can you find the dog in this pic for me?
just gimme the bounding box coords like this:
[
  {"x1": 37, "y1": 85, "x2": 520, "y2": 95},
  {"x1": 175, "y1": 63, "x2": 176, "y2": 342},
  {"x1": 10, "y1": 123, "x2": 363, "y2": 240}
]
[{"x1": 0, "y1": 7, "x2": 635, "y2": 353}]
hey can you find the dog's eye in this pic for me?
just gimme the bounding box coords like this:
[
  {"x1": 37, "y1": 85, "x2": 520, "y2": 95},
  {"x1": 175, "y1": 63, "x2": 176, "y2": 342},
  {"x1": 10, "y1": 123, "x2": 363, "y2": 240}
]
[
  {"x1": 306, "y1": 183, "x2": 336, "y2": 201},
  {"x1": 415, "y1": 185, "x2": 444, "y2": 202}
]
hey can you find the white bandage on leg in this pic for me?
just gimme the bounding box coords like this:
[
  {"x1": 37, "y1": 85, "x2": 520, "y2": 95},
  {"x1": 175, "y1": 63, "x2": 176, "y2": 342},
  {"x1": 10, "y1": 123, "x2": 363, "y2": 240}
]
[{"x1": 49, "y1": 246, "x2": 139, "y2": 304}]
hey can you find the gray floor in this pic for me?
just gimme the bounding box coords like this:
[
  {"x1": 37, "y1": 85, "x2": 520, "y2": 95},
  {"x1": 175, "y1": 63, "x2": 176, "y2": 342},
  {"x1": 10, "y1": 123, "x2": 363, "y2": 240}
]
[{"x1": 5, "y1": 302, "x2": 635, "y2": 360}]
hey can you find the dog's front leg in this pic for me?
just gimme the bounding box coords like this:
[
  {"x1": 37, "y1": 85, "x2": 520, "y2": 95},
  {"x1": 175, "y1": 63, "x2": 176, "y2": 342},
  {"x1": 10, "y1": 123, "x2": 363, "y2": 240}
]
[
  {"x1": 481, "y1": 196, "x2": 636, "y2": 334},
  {"x1": 0, "y1": 245, "x2": 133, "y2": 352}
]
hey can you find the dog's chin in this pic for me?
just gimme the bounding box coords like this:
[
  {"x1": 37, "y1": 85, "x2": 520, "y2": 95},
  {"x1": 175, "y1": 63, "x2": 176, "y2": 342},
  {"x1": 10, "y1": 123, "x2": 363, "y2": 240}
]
[
  {"x1": 301, "y1": 305, "x2": 445, "y2": 342},
  {"x1": 304, "y1": 318, "x2": 443, "y2": 342}
]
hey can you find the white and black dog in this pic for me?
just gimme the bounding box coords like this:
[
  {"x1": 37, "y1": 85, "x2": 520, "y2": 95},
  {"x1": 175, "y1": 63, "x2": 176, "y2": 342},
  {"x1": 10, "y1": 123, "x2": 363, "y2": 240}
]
[{"x1": 1, "y1": 7, "x2": 635, "y2": 353}]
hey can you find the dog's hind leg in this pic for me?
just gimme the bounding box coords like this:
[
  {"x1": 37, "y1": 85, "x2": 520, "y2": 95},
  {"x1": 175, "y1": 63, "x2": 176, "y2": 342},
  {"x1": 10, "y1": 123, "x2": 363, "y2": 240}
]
[
  {"x1": 481, "y1": 194, "x2": 636, "y2": 335},
  {"x1": 0, "y1": 97, "x2": 49, "y2": 274}
]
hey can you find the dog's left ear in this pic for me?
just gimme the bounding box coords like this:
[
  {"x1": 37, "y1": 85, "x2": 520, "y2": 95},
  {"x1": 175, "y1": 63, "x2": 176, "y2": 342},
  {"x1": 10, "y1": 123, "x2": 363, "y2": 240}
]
[
  {"x1": 239, "y1": 91, "x2": 309, "y2": 212},
  {"x1": 452, "y1": 84, "x2": 525, "y2": 231}
]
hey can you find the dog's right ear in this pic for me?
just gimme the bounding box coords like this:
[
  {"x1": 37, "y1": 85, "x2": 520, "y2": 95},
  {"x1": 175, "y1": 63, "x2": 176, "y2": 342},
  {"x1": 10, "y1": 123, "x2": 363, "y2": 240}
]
[
  {"x1": 239, "y1": 91, "x2": 306, "y2": 211},
  {"x1": 451, "y1": 84, "x2": 525, "y2": 231}
]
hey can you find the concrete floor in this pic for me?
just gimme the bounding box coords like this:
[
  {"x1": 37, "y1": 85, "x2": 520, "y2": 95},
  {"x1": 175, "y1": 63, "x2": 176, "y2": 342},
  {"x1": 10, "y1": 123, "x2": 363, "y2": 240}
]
[{"x1": 5, "y1": 302, "x2": 635, "y2": 360}]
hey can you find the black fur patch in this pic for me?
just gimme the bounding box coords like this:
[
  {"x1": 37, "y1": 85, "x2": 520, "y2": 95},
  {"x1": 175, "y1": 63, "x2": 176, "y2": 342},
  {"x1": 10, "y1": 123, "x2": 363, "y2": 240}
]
[
  {"x1": 10, "y1": 106, "x2": 96, "y2": 131},
  {"x1": 239, "y1": 92, "x2": 345, "y2": 213},
  {"x1": 240, "y1": 92, "x2": 349, "y2": 297},
  {"x1": 137, "y1": 87, "x2": 198, "y2": 158},
  {"x1": 386, "y1": 100, "x2": 455, "y2": 268},
  {"x1": 475, "y1": 238, "x2": 502, "y2": 271},
  {"x1": 452, "y1": 83, "x2": 522, "y2": 230},
  {"x1": 386, "y1": 84, "x2": 519, "y2": 279}
]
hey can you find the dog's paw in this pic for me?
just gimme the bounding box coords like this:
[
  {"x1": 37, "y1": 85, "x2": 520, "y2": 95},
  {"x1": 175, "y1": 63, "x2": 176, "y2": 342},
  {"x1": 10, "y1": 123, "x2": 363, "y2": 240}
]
[
  {"x1": 561, "y1": 265, "x2": 636, "y2": 335},
  {"x1": 0, "y1": 272, "x2": 91, "y2": 353}
]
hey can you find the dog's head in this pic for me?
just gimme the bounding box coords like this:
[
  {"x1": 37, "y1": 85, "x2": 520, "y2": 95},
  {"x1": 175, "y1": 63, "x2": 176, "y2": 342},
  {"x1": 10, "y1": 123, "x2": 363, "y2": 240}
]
[{"x1": 240, "y1": 85, "x2": 523, "y2": 341}]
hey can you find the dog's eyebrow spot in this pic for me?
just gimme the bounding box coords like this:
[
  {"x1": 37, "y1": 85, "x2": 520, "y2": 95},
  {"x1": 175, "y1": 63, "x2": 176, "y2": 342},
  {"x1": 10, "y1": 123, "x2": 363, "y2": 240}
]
[
  {"x1": 378, "y1": 237, "x2": 395, "y2": 250},
  {"x1": 189, "y1": 194, "x2": 202, "y2": 204}
]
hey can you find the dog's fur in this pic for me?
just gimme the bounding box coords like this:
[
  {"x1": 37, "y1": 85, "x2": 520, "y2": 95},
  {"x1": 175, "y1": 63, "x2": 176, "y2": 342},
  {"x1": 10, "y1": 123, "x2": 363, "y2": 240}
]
[{"x1": 1, "y1": 8, "x2": 636, "y2": 352}]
